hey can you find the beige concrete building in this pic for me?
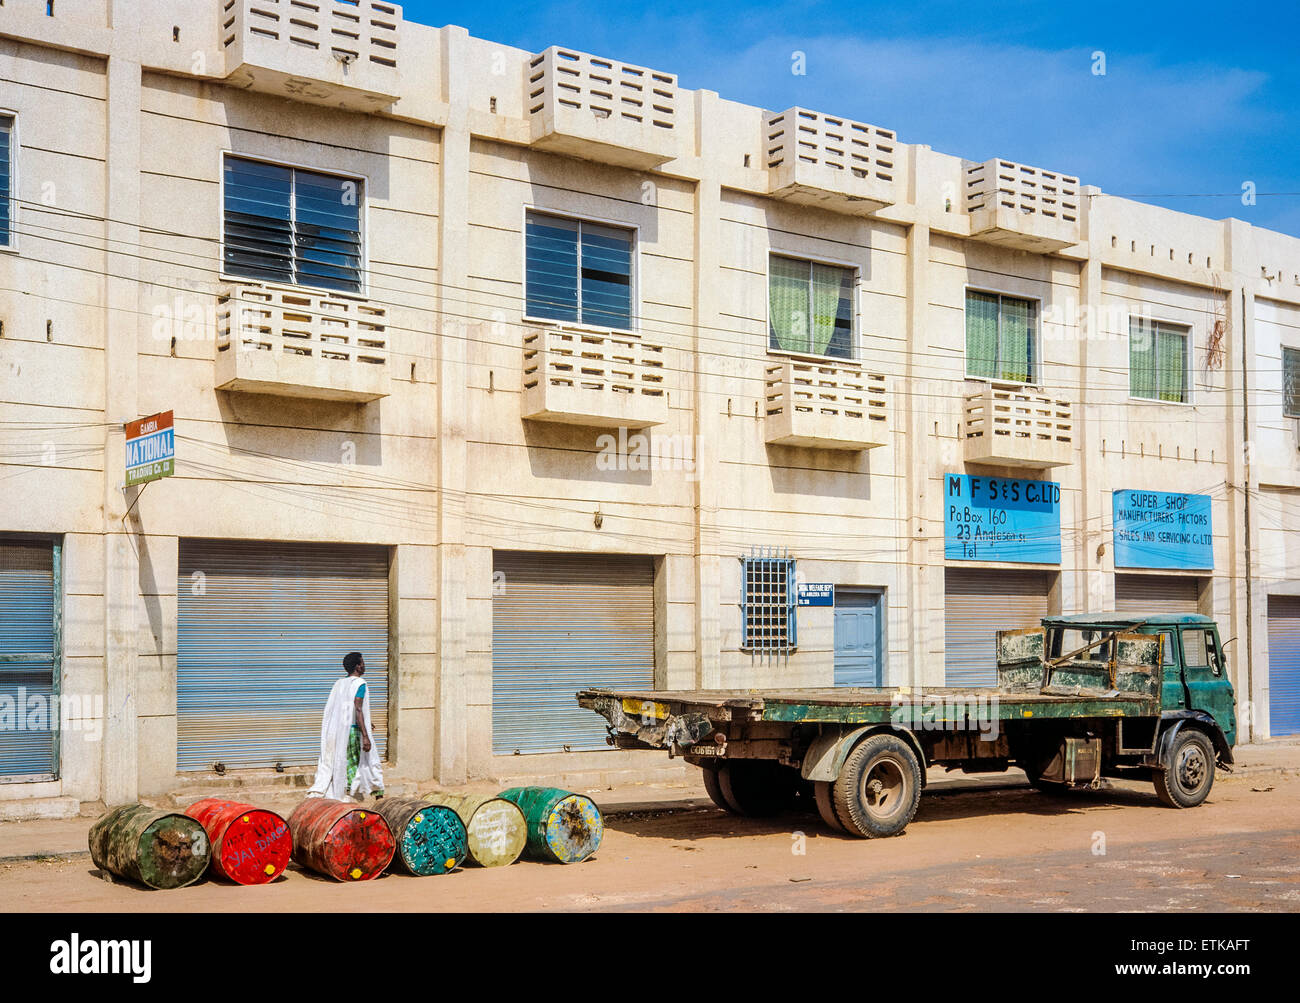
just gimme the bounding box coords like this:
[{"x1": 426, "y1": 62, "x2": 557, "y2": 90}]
[{"x1": 0, "y1": 0, "x2": 1295, "y2": 819}]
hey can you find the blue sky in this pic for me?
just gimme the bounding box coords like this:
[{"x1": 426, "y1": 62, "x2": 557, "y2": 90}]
[{"x1": 403, "y1": 0, "x2": 1300, "y2": 237}]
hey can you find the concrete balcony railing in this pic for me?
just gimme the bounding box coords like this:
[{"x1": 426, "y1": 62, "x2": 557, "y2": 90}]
[
  {"x1": 214, "y1": 282, "x2": 390, "y2": 402},
  {"x1": 962, "y1": 383, "x2": 1073, "y2": 468},
  {"x1": 521, "y1": 327, "x2": 668, "y2": 428},
  {"x1": 765, "y1": 108, "x2": 899, "y2": 215},
  {"x1": 525, "y1": 46, "x2": 679, "y2": 169},
  {"x1": 219, "y1": 0, "x2": 401, "y2": 112},
  {"x1": 764, "y1": 359, "x2": 888, "y2": 450},
  {"x1": 965, "y1": 159, "x2": 1081, "y2": 253}
]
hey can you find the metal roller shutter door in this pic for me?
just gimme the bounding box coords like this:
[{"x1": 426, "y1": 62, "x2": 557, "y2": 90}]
[
  {"x1": 1114, "y1": 574, "x2": 1200, "y2": 616},
  {"x1": 0, "y1": 540, "x2": 56, "y2": 780},
  {"x1": 493, "y1": 551, "x2": 654, "y2": 755},
  {"x1": 178, "y1": 539, "x2": 390, "y2": 771},
  {"x1": 1267, "y1": 596, "x2": 1300, "y2": 737},
  {"x1": 945, "y1": 568, "x2": 1051, "y2": 687}
]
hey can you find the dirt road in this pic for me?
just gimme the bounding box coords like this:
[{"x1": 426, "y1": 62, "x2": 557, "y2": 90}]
[{"x1": 4, "y1": 772, "x2": 1298, "y2": 912}]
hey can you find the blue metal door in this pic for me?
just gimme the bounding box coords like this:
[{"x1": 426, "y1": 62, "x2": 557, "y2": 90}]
[
  {"x1": 834, "y1": 591, "x2": 881, "y2": 687},
  {"x1": 1268, "y1": 596, "x2": 1300, "y2": 737},
  {"x1": 0, "y1": 539, "x2": 58, "y2": 781},
  {"x1": 177, "y1": 539, "x2": 391, "y2": 771}
]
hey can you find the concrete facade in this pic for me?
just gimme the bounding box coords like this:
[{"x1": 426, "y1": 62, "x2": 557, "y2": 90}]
[{"x1": 0, "y1": 0, "x2": 1296, "y2": 817}]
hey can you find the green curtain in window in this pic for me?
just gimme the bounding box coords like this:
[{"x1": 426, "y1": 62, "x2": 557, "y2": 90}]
[
  {"x1": 966, "y1": 291, "x2": 999, "y2": 378},
  {"x1": 1130, "y1": 322, "x2": 1157, "y2": 399},
  {"x1": 1156, "y1": 324, "x2": 1186, "y2": 402},
  {"x1": 769, "y1": 257, "x2": 809, "y2": 352},
  {"x1": 999, "y1": 296, "x2": 1032, "y2": 382},
  {"x1": 809, "y1": 263, "x2": 843, "y2": 356}
]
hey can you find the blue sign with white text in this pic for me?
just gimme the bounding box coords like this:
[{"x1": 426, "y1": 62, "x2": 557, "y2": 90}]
[
  {"x1": 944, "y1": 474, "x2": 1062, "y2": 564},
  {"x1": 797, "y1": 583, "x2": 834, "y2": 607},
  {"x1": 1112, "y1": 490, "x2": 1213, "y2": 569}
]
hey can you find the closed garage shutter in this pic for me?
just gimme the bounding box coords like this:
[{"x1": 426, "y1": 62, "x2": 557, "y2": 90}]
[
  {"x1": 493, "y1": 551, "x2": 654, "y2": 755},
  {"x1": 1115, "y1": 574, "x2": 1200, "y2": 616},
  {"x1": 1268, "y1": 595, "x2": 1300, "y2": 737},
  {"x1": 945, "y1": 568, "x2": 1051, "y2": 687},
  {"x1": 178, "y1": 540, "x2": 390, "y2": 772},
  {"x1": 0, "y1": 540, "x2": 56, "y2": 780}
]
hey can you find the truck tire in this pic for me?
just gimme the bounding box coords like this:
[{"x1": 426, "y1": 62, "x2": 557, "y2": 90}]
[
  {"x1": 718, "y1": 761, "x2": 787, "y2": 817},
  {"x1": 813, "y1": 780, "x2": 845, "y2": 833},
  {"x1": 832, "y1": 734, "x2": 923, "y2": 838},
  {"x1": 701, "y1": 762, "x2": 736, "y2": 813},
  {"x1": 1154, "y1": 728, "x2": 1216, "y2": 808}
]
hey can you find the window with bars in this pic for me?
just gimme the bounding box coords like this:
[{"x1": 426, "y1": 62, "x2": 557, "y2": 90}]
[
  {"x1": 741, "y1": 555, "x2": 797, "y2": 653},
  {"x1": 1129, "y1": 317, "x2": 1190, "y2": 403},
  {"x1": 223, "y1": 156, "x2": 364, "y2": 293},
  {"x1": 0, "y1": 115, "x2": 13, "y2": 248},
  {"x1": 524, "y1": 211, "x2": 634, "y2": 330},
  {"x1": 966, "y1": 289, "x2": 1038, "y2": 383},
  {"x1": 1284, "y1": 347, "x2": 1300, "y2": 418}
]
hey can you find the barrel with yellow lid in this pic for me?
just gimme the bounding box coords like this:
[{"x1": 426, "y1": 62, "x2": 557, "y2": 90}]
[
  {"x1": 186, "y1": 798, "x2": 292, "y2": 885},
  {"x1": 287, "y1": 798, "x2": 394, "y2": 882}
]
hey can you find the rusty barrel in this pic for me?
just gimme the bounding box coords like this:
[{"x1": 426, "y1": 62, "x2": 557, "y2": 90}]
[
  {"x1": 420, "y1": 792, "x2": 527, "y2": 867},
  {"x1": 287, "y1": 798, "x2": 394, "y2": 882},
  {"x1": 374, "y1": 797, "x2": 468, "y2": 876},
  {"x1": 498, "y1": 787, "x2": 604, "y2": 864},
  {"x1": 88, "y1": 804, "x2": 210, "y2": 889},
  {"x1": 186, "y1": 798, "x2": 292, "y2": 885}
]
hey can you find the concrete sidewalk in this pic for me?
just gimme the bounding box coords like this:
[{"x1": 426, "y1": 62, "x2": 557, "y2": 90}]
[{"x1": 3, "y1": 738, "x2": 1297, "y2": 865}]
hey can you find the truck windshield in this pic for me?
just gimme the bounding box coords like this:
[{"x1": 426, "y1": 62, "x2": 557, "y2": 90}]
[{"x1": 1050, "y1": 629, "x2": 1114, "y2": 662}]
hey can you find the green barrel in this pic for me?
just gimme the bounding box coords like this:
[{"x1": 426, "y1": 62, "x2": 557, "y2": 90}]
[
  {"x1": 88, "y1": 803, "x2": 210, "y2": 889},
  {"x1": 375, "y1": 797, "x2": 468, "y2": 876},
  {"x1": 497, "y1": 787, "x2": 604, "y2": 864},
  {"x1": 420, "y1": 792, "x2": 527, "y2": 867}
]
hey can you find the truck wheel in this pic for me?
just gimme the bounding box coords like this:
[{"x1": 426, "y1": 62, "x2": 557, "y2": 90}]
[
  {"x1": 813, "y1": 780, "x2": 845, "y2": 833},
  {"x1": 701, "y1": 762, "x2": 736, "y2": 813},
  {"x1": 1154, "y1": 728, "x2": 1216, "y2": 808},
  {"x1": 718, "y1": 761, "x2": 786, "y2": 817},
  {"x1": 832, "y1": 734, "x2": 923, "y2": 838}
]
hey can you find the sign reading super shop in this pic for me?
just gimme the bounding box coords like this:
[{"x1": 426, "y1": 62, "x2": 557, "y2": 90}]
[
  {"x1": 124, "y1": 410, "x2": 175, "y2": 487},
  {"x1": 945, "y1": 474, "x2": 1062, "y2": 564},
  {"x1": 1112, "y1": 490, "x2": 1213, "y2": 570}
]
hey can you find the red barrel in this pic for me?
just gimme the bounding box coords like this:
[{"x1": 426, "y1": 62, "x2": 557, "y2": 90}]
[
  {"x1": 186, "y1": 798, "x2": 293, "y2": 885},
  {"x1": 288, "y1": 798, "x2": 394, "y2": 882}
]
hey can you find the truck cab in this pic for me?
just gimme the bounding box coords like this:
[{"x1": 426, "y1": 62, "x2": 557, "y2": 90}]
[{"x1": 1042, "y1": 613, "x2": 1237, "y2": 749}]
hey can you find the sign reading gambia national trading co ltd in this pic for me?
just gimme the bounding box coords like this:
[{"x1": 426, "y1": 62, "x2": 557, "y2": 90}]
[
  {"x1": 944, "y1": 474, "x2": 1062, "y2": 564},
  {"x1": 124, "y1": 410, "x2": 175, "y2": 487},
  {"x1": 1112, "y1": 490, "x2": 1213, "y2": 570}
]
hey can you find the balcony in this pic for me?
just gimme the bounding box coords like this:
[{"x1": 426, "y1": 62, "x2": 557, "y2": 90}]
[
  {"x1": 965, "y1": 159, "x2": 1081, "y2": 252},
  {"x1": 962, "y1": 384, "x2": 1073, "y2": 468},
  {"x1": 765, "y1": 108, "x2": 899, "y2": 215},
  {"x1": 521, "y1": 327, "x2": 668, "y2": 428},
  {"x1": 214, "y1": 283, "x2": 390, "y2": 402},
  {"x1": 525, "y1": 47, "x2": 679, "y2": 169},
  {"x1": 764, "y1": 360, "x2": 888, "y2": 450},
  {"x1": 219, "y1": 0, "x2": 401, "y2": 112}
]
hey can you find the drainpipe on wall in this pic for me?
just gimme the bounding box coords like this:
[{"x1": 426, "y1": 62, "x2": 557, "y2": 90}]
[{"x1": 1240, "y1": 286, "x2": 1255, "y2": 743}]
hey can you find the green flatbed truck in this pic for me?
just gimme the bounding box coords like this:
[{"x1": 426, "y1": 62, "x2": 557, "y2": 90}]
[{"x1": 576, "y1": 613, "x2": 1237, "y2": 838}]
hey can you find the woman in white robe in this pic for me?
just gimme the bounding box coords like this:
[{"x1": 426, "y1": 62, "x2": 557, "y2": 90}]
[{"x1": 307, "y1": 652, "x2": 384, "y2": 801}]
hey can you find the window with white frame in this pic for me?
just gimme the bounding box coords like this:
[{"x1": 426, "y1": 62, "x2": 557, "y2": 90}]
[
  {"x1": 769, "y1": 254, "x2": 853, "y2": 359},
  {"x1": 223, "y1": 156, "x2": 363, "y2": 293},
  {"x1": 1283, "y1": 347, "x2": 1300, "y2": 418},
  {"x1": 0, "y1": 115, "x2": 13, "y2": 248},
  {"x1": 525, "y1": 211, "x2": 634, "y2": 330},
  {"x1": 741, "y1": 554, "x2": 797, "y2": 653},
  {"x1": 965, "y1": 290, "x2": 1038, "y2": 383},
  {"x1": 1129, "y1": 317, "x2": 1190, "y2": 403}
]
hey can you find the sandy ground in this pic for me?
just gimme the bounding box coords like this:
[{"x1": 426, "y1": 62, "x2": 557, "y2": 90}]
[{"x1": 3, "y1": 770, "x2": 1297, "y2": 912}]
